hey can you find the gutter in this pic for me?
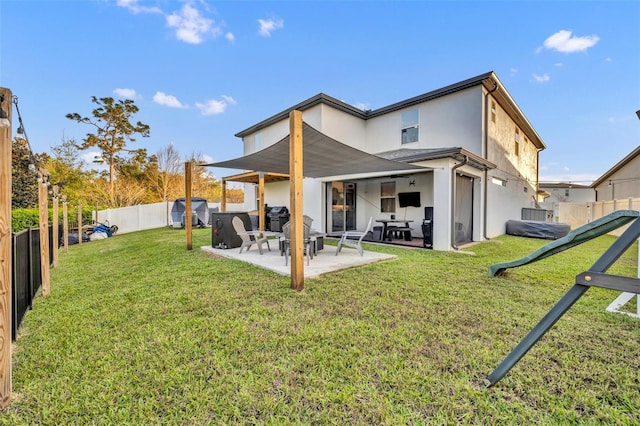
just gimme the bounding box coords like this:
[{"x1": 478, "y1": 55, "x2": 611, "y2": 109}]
[{"x1": 451, "y1": 155, "x2": 469, "y2": 250}]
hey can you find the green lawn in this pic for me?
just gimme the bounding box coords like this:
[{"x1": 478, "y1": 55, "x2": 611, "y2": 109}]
[{"x1": 2, "y1": 228, "x2": 639, "y2": 425}]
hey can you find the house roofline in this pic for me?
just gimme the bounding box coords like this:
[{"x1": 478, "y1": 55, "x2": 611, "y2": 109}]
[
  {"x1": 376, "y1": 147, "x2": 497, "y2": 171},
  {"x1": 539, "y1": 182, "x2": 593, "y2": 189},
  {"x1": 234, "y1": 94, "x2": 366, "y2": 138},
  {"x1": 234, "y1": 71, "x2": 546, "y2": 151},
  {"x1": 591, "y1": 145, "x2": 640, "y2": 187}
]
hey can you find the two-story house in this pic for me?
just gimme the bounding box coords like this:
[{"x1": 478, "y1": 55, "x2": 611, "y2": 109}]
[{"x1": 208, "y1": 71, "x2": 546, "y2": 251}]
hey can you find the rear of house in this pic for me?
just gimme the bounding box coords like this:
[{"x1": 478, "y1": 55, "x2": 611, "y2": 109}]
[{"x1": 224, "y1": 71, "x2": 545, "y2": 250}]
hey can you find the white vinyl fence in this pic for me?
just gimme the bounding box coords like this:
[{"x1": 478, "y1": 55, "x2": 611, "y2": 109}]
[
  {"x1": 558, "y1": 197, "x2": 640, "y2": 235},
  {"x1": 94, "y1": 201, "x2": 245, "y2": 234}
]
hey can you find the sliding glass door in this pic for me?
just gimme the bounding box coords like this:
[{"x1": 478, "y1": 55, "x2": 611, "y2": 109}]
[{"x1": 331, "y1": 182, "x2": 356, "y2": 233}]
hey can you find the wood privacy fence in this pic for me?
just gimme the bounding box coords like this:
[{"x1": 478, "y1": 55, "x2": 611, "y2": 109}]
[
  {"x1": 11, "y1": 225, "x2": 57, "y2": 340},
  {"x1": 558, "y1": 198, "x2": 640, "y2": 235}
]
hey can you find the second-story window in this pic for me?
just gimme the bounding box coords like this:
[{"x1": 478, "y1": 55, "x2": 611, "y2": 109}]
[
  {"x1": 514, "y1": 128, "x2": 520, "y2": 157},
  {"x1": 401, "y1": 109, "x2": 419, "y2": 144},
  {"x1": 491, "y1": 101, "x2": 496, "y2": 123}
]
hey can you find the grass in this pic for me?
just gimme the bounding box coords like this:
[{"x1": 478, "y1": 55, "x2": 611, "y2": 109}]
[{"x1": 2, "y1": 227, "x2": 639, "y2": 425}]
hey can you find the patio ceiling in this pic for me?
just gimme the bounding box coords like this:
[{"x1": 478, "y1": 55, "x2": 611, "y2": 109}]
[{"x1": 201, "y1": 122, "x2": 428, "y2": 178}]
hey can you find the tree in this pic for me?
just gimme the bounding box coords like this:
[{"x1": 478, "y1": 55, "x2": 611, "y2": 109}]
[
  {"x1": 11, "y1": 138, "x2": 46, "y2": 208},
  {"x1": 187, "y1": 152, "x2": 223, "y2": 202},
  {"x1": 66, "y1": 96, "x2": 150, "y2": 206},
  {"x1": 45, "y1": 137, "x2": 91, "y2": 205},
  {"x1": 146, "y1": 144, "x2": 183, "y2": 202}
]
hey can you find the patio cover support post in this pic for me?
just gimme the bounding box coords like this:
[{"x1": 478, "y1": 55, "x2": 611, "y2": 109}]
[
  {"x1": 258, "y1": 173, "x2": 265, "y2": 232},
  {"x1": 52, "y1": 185, "x2": 59, "y2": 267},
  {"x1": 185, "y1": 161, "x2": 193, "y2": 250},
  {"x1": 221, "y1": 180, "x2": 227, "y2": 212},
  {"x1": 289, "y1": 110, "x2": 304, "y2": 291},
  {"x1": 487, "y1": 217, "x2": 640, "y2": 386},
  {"x1": 38, "y1": 169, "x2": 50, "y2": 296},
  {"x1": 0, "y1": 86, "x2": 12, "y2": 408}
]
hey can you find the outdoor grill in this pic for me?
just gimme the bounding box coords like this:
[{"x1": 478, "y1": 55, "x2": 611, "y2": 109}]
[
  {"x1": 267, "y1": 206, "x2": 289, "y2": 232},
  {"x1": 422, "y1": 206, "x2": 433, "y2": 249}
]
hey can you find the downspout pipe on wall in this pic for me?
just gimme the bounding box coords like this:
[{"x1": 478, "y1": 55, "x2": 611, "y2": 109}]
[
  {"x1": 483, "y1": 81, "x2": 498, "y2": 241},
  {"x1": 451, "y1": 155, "x2": 468, "y2": 251}
]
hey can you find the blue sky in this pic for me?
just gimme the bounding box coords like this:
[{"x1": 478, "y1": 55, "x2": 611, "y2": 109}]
[{"x1": 1, "y1": 0, "x2": 639, "y2": 184}]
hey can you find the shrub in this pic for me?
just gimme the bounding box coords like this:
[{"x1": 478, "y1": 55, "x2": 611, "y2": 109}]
[{"x1": 11, "y1": 206, "x2": 94, "y2": 233}]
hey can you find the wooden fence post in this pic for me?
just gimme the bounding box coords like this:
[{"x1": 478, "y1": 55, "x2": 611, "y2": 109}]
[
  {"x1": 52, "y1": 185, "x2": 59, "y2": 267},
  {"x1": 77, "y1": 200, "x2": 82, "y2": 245},
  {"x1": 38, "y1": 171, "x2": 50, "y2": 296},
  {"x1": 0, "y1": 86, "x2": 13, "y2": 408},
  {"x1": 62, "y1": 195, "x2": 68, "y2": 253}
]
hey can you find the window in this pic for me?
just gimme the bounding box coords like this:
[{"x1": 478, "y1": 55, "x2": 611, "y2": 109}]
[
  {"x1": 380, "y1": 182, "x2": 396, "y2": 213},
  {"x1": 565, "y1": 189, "x2": 570, "y2": 197},
  {"x1": 491, "y1": 101, "x2": 496, "y2": 123},
  {"x1": 491, "y1": 177, "x2": 507, "y2": 187},
  {"x1": 514, "y1": 128, "x2": 520, "y2": 157},
  {"x1": 401, "y1": 109, "x2": 419, "y2": 144}
]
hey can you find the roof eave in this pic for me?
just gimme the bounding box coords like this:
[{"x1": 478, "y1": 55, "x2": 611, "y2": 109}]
[
  {"x1": 234, "y1": 93, "x2": 367, "y2": 138},
  {"x1": 591, "y1": 145, "x2": 640, "y2": 187}
]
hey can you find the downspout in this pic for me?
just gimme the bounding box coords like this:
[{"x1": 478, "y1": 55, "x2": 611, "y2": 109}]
[
  {"x1": 451, "y1": 155, "x2": 468, "y2": 250},
  {"x1": 483, "y1": 81, "x2": 498, "y2": 240}
]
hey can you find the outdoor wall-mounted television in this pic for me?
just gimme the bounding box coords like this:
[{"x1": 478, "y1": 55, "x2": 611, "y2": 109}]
[{"x1": 398, "y1": 192, "x2": 421, "y2": 208}]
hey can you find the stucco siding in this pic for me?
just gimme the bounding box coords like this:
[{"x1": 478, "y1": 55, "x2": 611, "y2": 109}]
[
  {"x1": 485, "y1": 96, "x2": 540, "y2": 240},
  {"x1": 316, "y1": 104, "x2": 367, "y2": 150},
  {"x1": 593, "y1": 154, "x2": 640, "y2": 200},
  {"x1": 365, "y1": 87, "x2": 483, "y2": 155}
]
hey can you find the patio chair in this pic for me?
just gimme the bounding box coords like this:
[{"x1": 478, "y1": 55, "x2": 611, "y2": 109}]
[
  {"x1": 335, "y1": 217, "x2": 373, "y2": 256},
  {"x1": 303, "y1": 214, "x2": 313, "y2": 229},
  {"x1": 280, "y1": 221, "x2": 312, "y2": 266},
  {"x1": 232, "y1": 216, "x2": 270, "y2": 255}
]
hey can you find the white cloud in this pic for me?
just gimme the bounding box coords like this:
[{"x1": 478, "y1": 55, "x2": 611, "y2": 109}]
[
  {"x1": 554, "y1": 62, "x2": 563, "y2": 67},
  {"x1": 221, "y1": 95, "x2": 237, "y2": 105},
  {"x1": 605, "y1": 57, "x2": 612, "y2": 62},
  {"x1": 116, "y1": 0, "x2": 162, "y2": 14},
  {"x1": 539, "y1": 30, "x2": 599, "y2": 53},
  {"x1": 166, "y1": 2, "x2": 222, "y2": 44},
  {"x1": 509, "y1": 68, "x2": 518, "y2": 74},
  {"x1": 153, "y1": 91, "x2": 186, "y2": 108},
  {"x1": 258, "y1": 17, "x2": 283, "y2": 37},
  {"x1": 532, "y1": 73, "x2": 551, "y2": 83},
  {"x1": 113, "y1": 88, "x2": 137, "y2": 99},
  {"x1": 225, "y1": 32, "x2": 235, "y2": 43},
  {"x1": 195, "y1": 96, "x2": 236, "y2": 115}
]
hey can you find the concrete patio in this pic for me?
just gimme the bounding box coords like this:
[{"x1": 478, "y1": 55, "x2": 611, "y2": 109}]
[{"x1": 201, "y1": 242, "x2": 397, "y2": 279}]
